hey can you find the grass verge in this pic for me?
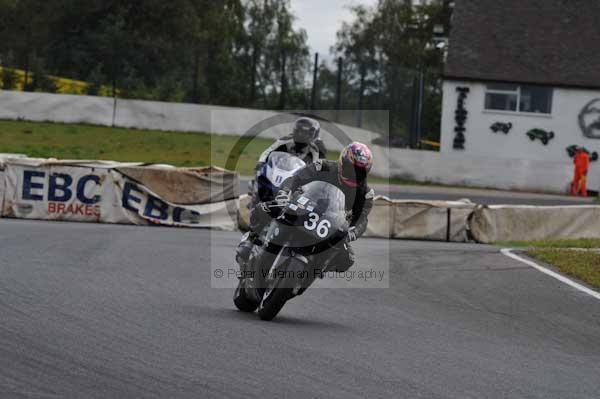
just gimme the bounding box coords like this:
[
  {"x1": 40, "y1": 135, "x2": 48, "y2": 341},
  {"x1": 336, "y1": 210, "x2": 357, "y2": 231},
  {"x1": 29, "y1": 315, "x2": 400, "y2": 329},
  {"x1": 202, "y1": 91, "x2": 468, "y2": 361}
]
[
  {"x1": 498, "y1": 238, "x2": 600, "y2": 249},
  {"x1": 498, "y1": 238, "x2": 600, "y2": 289},
  {"x1": 527, "y1": 249, "x2": 600, "y2": 289},
  {"x1": 0, "y1": 119, "x2": 274, "y2": 176}
]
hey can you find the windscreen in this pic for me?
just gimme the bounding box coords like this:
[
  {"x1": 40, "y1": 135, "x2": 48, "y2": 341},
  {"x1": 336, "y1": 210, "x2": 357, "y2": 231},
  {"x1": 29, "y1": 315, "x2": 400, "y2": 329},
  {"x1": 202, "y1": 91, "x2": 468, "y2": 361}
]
[
  {"x1": 294, "y1": 181, "x2": 346, "y2": 216},
  {"x1": 270, "y1": 181, "x2": 348, "y2": 247},
  {"x1": 268, "y1": 151, "x2": 306, "y2": 172}
]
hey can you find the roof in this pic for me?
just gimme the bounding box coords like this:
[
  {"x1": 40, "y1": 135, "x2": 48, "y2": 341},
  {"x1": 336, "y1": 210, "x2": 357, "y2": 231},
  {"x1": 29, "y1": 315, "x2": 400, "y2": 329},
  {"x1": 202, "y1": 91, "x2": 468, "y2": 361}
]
[{"x1": 444, "y1": 0, "x2": 600, "y2": 90}]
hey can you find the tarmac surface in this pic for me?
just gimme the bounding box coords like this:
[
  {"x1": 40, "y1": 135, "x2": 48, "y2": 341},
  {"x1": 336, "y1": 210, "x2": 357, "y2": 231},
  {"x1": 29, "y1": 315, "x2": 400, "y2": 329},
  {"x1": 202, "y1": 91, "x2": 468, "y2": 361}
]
[{"x1": 1, "y1": 219, "x2": 599, "y2": 398}]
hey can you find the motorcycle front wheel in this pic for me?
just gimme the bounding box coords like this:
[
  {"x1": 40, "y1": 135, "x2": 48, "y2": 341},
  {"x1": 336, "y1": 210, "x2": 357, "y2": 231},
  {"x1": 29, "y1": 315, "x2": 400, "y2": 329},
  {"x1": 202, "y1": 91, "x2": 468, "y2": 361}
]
[
  {"x1": 233, "y1": 279, "x2": 260, "y2": 312},
  {"x1": 257, "y1": 286, "x2": 292, "y2": 321},
  {"x1": 257, "y1": 257, "x2": 308, "y2": 321}
]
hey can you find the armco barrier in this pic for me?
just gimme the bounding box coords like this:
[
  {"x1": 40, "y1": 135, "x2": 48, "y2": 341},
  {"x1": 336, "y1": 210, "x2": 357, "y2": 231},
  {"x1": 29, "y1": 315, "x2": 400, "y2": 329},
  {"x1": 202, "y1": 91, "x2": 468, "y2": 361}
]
[
  {"x1": 0, "y1": 157, "x2": 239, "y2": 230},
  {"x1": 470, "y1": 205, "x2": 600, "y2": 243}
]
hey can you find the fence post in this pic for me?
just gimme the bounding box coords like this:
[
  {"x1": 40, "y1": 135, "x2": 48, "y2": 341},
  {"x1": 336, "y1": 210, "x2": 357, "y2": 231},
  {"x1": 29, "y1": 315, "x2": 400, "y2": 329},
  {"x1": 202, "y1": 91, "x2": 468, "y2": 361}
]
[
  {"x1": 335, "y1": 57, "x2": 343, "y2": 120},
  {"x1": 310, "y1": 53, "x2": 319, "y2": 110},
  {"x1": 409, "y1": 67, "x2": 424, "y2": 149}
]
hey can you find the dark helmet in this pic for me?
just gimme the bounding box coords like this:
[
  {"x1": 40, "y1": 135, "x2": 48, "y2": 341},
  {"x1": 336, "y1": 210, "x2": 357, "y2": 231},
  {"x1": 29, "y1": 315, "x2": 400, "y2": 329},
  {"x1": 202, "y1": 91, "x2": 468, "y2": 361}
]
[
  {"x1": 292, "y1": 117, "x2": 320, "y2": 145},
  {"x1": 338, "y1": 142, "x2": 373, "y2": 188}
]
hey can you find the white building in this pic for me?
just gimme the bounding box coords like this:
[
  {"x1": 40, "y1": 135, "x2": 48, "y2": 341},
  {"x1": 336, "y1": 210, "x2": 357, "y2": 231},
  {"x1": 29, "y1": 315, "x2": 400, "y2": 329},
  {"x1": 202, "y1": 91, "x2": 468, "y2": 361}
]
[{"x1": 440, "y1": 0, "x2": 600, "y2": 193}]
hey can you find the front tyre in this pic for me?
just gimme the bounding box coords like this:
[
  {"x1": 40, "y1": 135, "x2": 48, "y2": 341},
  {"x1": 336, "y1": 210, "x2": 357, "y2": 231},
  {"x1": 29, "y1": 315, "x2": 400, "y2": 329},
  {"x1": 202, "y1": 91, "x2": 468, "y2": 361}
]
[
  {"x1": 257, "y1": 257, "x2": 307, "y2": 321},
  {"x1": 257, "y1": 287, "x2": 292, "y2": 321},
  {"x1": 233, "y1": 280, "x2": 259, "y2": 312}
]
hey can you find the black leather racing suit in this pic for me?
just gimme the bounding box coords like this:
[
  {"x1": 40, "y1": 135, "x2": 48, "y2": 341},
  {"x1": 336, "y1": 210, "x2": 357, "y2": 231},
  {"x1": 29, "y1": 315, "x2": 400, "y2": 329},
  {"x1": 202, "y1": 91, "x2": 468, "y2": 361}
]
[{"x1": 249, "y1": 159, "x2": 374, "y2": 272}]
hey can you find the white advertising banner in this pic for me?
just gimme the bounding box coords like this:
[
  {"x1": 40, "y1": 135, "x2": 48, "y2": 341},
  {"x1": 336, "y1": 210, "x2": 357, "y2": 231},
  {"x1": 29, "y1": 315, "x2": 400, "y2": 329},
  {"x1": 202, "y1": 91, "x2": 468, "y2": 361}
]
[
  {"x1": 3, "y1": 163, "x2": 110, "y2": 222},
  {"x1": 1, "y1": 159, "x2": 239, "y2": 231},
  {"x1": 110, "y1": 170, "x2": 238, "y2": 229}
]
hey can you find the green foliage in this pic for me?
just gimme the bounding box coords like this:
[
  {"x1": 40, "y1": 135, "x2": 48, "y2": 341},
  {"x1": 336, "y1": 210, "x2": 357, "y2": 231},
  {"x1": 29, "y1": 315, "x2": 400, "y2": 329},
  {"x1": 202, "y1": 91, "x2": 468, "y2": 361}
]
[
  {"x1": 243, "y1": 0, "x2": 309, "y2": 109},
  {"x1": 1, "y1": 67, "x2": 18, "y2": 90},
  {"x1": 85, "y1": 65, "x2": 105, "y2": 96},
  {"x1": 29, "y1": 56, "x2": 57, "y2": 93},
  {"x1": 332, "y1": 1, "x2": 449, "y2": 139},
  {"x1": 0, "y1": 0, "x2": 449, "y2": 139},
  {"x1": 0, "y1": 0, "x2": 310, "y2": 108}
]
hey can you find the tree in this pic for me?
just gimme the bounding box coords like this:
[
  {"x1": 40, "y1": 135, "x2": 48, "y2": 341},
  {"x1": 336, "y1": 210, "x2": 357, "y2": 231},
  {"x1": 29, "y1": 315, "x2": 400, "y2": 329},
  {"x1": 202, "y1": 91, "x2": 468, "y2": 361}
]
[
  {"x1": 247, "y1": 0, "x2": 309, "y2": 109},
  {"x1": 29, "y1": 56, "x2": 57, "y2": 92},
  {"x1": 0, "y1": 0, "x2": 311, "y2": 109},
  {"x1": 1, "y1": 67, "x2": 18, "y2": 90},
  {"x1": 334, "y1": 0, "x2": 449, "y2": 141},
  {"x1": 85, "y1": 64, "x2": 105, "y2": 96},
  {"x1": 0, "y1": 0, "x2": 54, "y2": 88},
  {"x1": 245, "y1": 0, "x2": 275, "y2": 105}
]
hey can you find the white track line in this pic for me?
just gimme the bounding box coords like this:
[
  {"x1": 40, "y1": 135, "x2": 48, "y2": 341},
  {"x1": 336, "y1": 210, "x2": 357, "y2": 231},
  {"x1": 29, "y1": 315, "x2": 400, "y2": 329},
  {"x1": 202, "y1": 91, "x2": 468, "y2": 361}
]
[{"x1": 501, "y1": 248, "x2": 600, "y2": 301}]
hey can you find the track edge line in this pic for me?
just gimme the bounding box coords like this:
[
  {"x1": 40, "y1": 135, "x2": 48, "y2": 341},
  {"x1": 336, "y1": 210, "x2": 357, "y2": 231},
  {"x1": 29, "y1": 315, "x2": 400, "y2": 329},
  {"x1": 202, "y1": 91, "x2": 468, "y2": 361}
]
[{"x1": 500, "y1": 248, "x2": 600, "y2": 301}]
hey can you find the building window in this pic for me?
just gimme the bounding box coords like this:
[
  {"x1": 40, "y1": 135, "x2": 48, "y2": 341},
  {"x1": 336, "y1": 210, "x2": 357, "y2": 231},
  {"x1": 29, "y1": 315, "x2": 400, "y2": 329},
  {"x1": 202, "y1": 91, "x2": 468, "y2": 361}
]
[{"x1": 484, "y1": 84, "x2": 553, "y2": 114}]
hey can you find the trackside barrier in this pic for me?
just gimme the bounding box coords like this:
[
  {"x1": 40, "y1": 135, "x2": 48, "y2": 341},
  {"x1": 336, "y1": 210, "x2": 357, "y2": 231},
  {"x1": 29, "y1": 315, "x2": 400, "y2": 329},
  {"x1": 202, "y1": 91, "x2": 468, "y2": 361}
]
[
  {"x1": 366, "y1": 197, "x2": 476, "y2": 242},
  {"x1": 239, "y1": 194, "x2": 600, "y2": 243},
  {"x1": 0, "y1": 154, "x2": 26, "y2": 212},
  {"x1": 238, "y1": 194, "x2": 252, "y2": 231},
  {"x1": 470, "y1": 205, "x2": 600, "y2": 244},
  {"x1": 2, "y1": 156, "x2": 598, "y2": 241},
  {"x1": 239, "y1": 194, "x2": 476, "y2": 243},
  {"x1": 0, "y1": 157, "x2": 239, "y2": 230}
]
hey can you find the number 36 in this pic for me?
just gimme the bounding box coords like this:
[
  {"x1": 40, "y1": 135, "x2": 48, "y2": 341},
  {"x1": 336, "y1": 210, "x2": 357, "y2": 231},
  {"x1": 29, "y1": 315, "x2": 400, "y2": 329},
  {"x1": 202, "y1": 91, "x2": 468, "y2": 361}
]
[{"x1": 303, "y1": 212, "x2": 331, "y2": 238}]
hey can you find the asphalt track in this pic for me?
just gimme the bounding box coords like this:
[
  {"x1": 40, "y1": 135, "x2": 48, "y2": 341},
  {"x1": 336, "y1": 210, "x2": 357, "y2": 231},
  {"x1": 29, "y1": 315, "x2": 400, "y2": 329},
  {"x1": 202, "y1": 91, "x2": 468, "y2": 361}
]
[{"x1": 1, "y1": 219, "x2": 599, "y2": 398}]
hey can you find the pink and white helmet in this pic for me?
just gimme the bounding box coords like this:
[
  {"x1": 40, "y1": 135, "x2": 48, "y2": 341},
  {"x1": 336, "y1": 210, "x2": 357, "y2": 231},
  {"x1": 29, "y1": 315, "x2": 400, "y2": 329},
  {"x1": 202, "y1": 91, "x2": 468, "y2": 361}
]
[{"x1": 338, "y1": 142, "x2": 373, "y2": 187}]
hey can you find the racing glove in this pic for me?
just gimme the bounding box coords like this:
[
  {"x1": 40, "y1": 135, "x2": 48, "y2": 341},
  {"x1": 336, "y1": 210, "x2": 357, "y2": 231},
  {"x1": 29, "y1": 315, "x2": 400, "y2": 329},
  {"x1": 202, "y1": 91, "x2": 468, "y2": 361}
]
[
  {"x1": 274, "y1": 190, "x2": 291, "y2": 207},
  {"x1": 257, "y1": 202, "x2": 270, "y2": 213},
  {"x1": 346, "y1": 226, "x2": 357, "y2": 242}
]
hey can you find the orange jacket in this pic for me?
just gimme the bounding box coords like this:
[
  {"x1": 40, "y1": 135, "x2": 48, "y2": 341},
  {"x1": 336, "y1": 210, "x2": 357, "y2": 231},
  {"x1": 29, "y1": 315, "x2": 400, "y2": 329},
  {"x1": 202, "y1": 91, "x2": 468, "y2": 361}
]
[{"x1": 574, "y1": 151, "x2": 590, "y2": 175}]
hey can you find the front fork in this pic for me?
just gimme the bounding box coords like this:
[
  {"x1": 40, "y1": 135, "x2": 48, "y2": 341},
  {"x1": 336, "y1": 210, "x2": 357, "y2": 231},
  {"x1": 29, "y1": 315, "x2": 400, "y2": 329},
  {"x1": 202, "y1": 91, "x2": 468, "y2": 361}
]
[
  {"x1": 265, "y1": 248, "x2": 315, "y2": 297},
  {"x1": 239, "y1": 240, "x2": 276, "y2": 304}
]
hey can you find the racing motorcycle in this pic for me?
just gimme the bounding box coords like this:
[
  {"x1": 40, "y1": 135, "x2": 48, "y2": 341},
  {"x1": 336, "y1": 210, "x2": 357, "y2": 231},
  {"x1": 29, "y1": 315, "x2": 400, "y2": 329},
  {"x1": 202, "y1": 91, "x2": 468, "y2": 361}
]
[
  {"x1": 249, "y1": 151, "x2": 306, "y2": 207},
  {"x1": 234, "y1": 180, "x2": 350, "y2": 321}
]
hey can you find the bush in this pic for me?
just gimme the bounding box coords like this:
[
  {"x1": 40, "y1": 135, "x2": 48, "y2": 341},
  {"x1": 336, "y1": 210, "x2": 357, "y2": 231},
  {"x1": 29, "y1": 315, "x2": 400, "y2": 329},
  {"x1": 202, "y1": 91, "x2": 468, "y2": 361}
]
[
  {"x1": 85, "y1": 65, "x2": 105, "y2": 96},
  {"x1": 1, "y1": 67, "x2": 18, "y2": 90},
  {"x1": 29, "y1": 57, "x2": 57, "y2": 93}
]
